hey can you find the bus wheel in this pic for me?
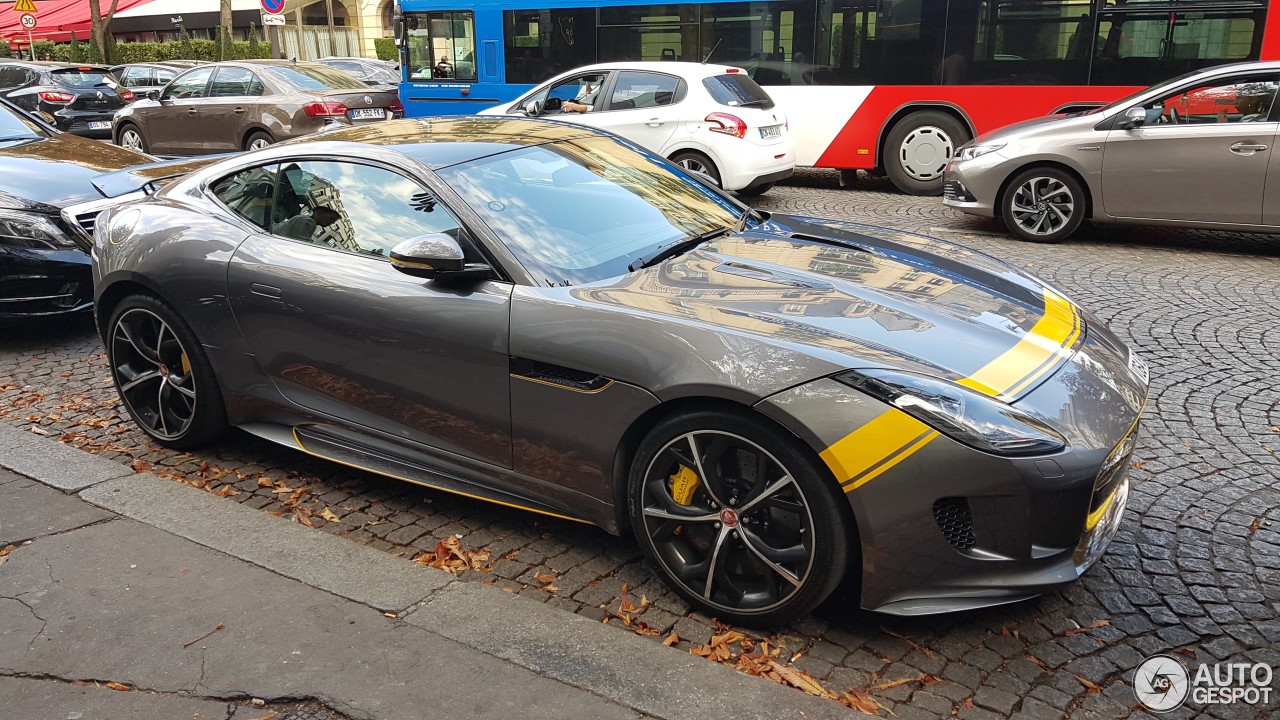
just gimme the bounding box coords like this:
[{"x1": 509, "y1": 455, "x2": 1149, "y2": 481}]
[{"x1": 884, "y1": 111, "x2": 970, "y2": 196}]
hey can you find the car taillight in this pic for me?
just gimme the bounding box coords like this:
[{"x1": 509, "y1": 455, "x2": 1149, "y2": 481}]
[
  {"x1": 389, "y1": 98, "x2": 404, "y2": 115},
  {"x1": 705, "y1": 112, "x2": 746, "y2": 139},
  {"x1": 303, "y1": 101, "x2": 349, "y2": 117},
  {"x1": 39, "y1": 92, "x2": 74, "y2": 103},
  {"x1": 119, "y1": 89, "x2": 135, "y2": 102}
]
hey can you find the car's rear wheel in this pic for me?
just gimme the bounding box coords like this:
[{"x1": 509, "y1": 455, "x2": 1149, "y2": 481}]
[
  {"x1": 670, "y1": 151, "x2": 722, "y2": 187},
  {"x1": 628, "y1": 409, "x2": 851, "y2": 626},
  {"x1": 737, "y1": 182, "x2": 775, "y2": 197},
  {"x1": 118, "y1": 124, "x2": 147, "y2": 153},
  {"x1": 245, "y1": 131, "x2": 274, "y2": 151},
  {"x1": 1000, "y1": 167, "x2": 1086, "y2": 243},
  {"x1": 884, "y1": 111, "x2": 970, "y2": 196},
  {"x1": 107, "y1": 295, "x2": 227, "y2": 450}
]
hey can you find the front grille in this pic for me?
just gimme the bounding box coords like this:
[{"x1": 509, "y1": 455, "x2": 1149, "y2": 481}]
[
  {"x1": 942, "y1": 183, "x2": 957, "y2": 199},
  {"x1": 73, "y1": 211, "x2": 97, "y2": 239},
  {"x1": 933, "y1": 497, "x2": 976, "y2": 551}
]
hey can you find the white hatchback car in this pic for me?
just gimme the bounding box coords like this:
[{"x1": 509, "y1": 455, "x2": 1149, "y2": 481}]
[{"x1": 479, "y1": 62, "x2": 795, "y2": 195}]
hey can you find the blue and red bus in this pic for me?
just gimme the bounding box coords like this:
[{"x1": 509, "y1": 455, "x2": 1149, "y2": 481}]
[{"x1": 394, "y1": 0, "x2": 1279, "y2": 193}]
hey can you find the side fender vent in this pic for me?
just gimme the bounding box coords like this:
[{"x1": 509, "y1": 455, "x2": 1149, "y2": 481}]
[{"x1": 933, "y1": 497, "x2": 977, "y2": 551}]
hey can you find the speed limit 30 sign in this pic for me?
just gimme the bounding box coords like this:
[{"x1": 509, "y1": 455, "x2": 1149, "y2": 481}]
[{"x1": 20, "y1": 13, "x2": 36, "y2": 30}]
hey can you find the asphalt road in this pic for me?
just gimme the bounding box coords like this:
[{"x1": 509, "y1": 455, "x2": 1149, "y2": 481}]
[{"x1": 2, "y1": 173, "x2": 1278, "y2": 719}]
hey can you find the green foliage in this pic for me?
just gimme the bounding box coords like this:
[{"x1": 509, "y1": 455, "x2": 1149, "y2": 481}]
[
  {"x1": 69, "y1": 32, "x2": 83, "y2": 63},
  {"x1": 374, "y1": 38, "x2": 398, "y2": 62},
  {"x1": 107, "y1": 39, "x2": 274, "y2": 63},
  {"x1": 32, "y1": 40, "x2": 64, "y2": 61},
  {"x1": 0, "y1": 40, "x2": 9, "y2": 59},
  {"x1": 248, "y1": 22, "x2": 261, "y2": 58}
]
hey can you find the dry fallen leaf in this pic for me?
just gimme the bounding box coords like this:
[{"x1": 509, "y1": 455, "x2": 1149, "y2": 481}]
[
  {"x1": 321, "y1": 507, "x2": 341, "y2": 523},
  {"x1": 871, "y1": 673, "x2": 933, "y2": 691},
  {"x1": 105, "y1": 682, "x2": 131, "y2": 691},
  {"x1": 1248, "y1": 518, "x2": 1261, "y2": 534},
  {"x1": 770, "y1": 661, "x2": 836, "y2": 699},
  {"x1": 838, "y1": 688, "x2": 882, "y2": 716},
  {"x1": 1076, "y1": 676, "x2": 1103, "y2": 695},
  {"x1": 534, "y1": 571, "x2": 557, "y2": 585},
  {"x1": 662, "y1": 632, "x2": 680, "y2": 647}
]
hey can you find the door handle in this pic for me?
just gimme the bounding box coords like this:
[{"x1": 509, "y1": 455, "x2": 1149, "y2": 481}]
[
  {"x1": 233, "y1": 107, "x2": 246, "y2": 114},
  {"x1": 249, "y1": 283, "x2": 283, "y2": 299},
  {"x1": 1230, "y1": 141, "x2": 1268, "y2": 155},
  {"x1": 187, "y1": 108, "x2": 198, "y2": 115},
  {"x1": 646, "y1": 118, "x2": 664, "y2": 127}
]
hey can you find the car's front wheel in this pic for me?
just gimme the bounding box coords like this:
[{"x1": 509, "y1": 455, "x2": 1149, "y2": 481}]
[
  {"x1": 117, "y1": 124, "x2": 148, "y2": 153},
  {"x1": 628, "y1": 409, "x2": 852, "y2": 626},
  {"x1": 1000, "y1": 167, "x2": 1086, "y2": 243},
  {"x1": 107, "y1": 294, "x2": 228, "y2": 450}
]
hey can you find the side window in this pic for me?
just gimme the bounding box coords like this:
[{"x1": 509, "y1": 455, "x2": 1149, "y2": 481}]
[
  {"x1": 406, "y1": 10, "x2": 477, "y2": 82},
  {"x1": 609, "y1": 71, "x2": 681, "y2": 110},
  {"x1": 0, "y1": 67, "x2": 20, "y2": 89},
  {"x1": 330, "y1": 60, "x2": 365, "y2": 77},
  {"x1": 1141, "y1": 75, "x2": 1279, "y2": 126},
  {"x1": 155, "y1": 69, "x2": 177, "y2": 86},
  {"x1": 209, "y1": 67, "x2": 265, "y2": 97},
  {"x1": 542, "y1": 73, "x2": 606, "y2": 112},
  {"x1": 162, "y1": 67, "x2": 214, "y2": 100},
  {"x1": 267, "y1": 161, "x2": 471, "y2": 259},
  {"x1": 212, "y1": 165, "x2": 278, "y2": 231}
]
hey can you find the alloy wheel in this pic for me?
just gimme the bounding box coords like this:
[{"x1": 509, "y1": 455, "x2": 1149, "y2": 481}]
[
  {"x1": 248, "y1": 137, "x2": 272, "y2": 151},
  {"x1": 111, "y1": 307, "x2": 198, "y2": 441},
  {"x1": 639, "y1": 430, "x2": 816, "y2": 614},
  {"x1": 120, "y1": 129, "x2": 144, "y2": 152},
  {"x1": 898, "y1": 125, "x2": 954, "y2": 181},
  {"x1": 1010, "y1": 176, "x2": 1075, "y2": 237}
]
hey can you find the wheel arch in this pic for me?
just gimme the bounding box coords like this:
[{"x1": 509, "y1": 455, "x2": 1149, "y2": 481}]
[
  {"x1": 114, "y1": 119, "x2": 142, "y2": 145},
  {"x1": 875, "y1": 102, "x2": 976, "y2": 172},
  {"x1": 95, "y1": 275, "x2": 165, "y2": 344},
  {"x1": 241, "y1": 126, "x2": 274, "y2": 149},
  {"x1": 993, "y1": 160, "x2": 1095, "y2": 220}
]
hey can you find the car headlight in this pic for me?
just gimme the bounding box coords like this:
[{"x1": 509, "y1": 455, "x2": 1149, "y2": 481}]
[
  {"x1": 957, "y1": 142, "x2": 1006, "y2": 161},
  {"x1": 834, "y1": 369, "x2": 1067, "y2": 456},
  {"x1": 0, "y1": 208, "x2": 78, "y2": 250}
]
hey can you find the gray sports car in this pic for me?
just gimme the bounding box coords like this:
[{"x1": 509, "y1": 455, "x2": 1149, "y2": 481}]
[{"x1": 85, "y1": 117, "x2": 1148, "y2": 625}]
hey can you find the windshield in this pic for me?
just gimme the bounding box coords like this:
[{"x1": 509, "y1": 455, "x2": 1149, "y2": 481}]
[
  {"x1": 262, "y1": 65, "x2": 367, "y2": 91},
  {"x1": 703, "y1": 73, "x2": 774, "y2": 109},
  {"x1": 51, "y1": 68, "x2": 116, "y2": 88},
  {"x1": 0, "y1": 103, "x2": 45, "y2": 139},
  {"x1": 436, "y1": 137, "x2": 742, "y2": 286}
]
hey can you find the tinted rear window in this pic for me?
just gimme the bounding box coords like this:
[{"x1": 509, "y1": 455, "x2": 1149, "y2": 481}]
[
  {"x1": 262, "y1": 65, "x2": 366, "y2": 91},
  {"x1": 702, "y1": 74, "x2": 774, "y2": 110},
  {"x1": 51, "y1": 69, "x2": 116, "y2": 88}
]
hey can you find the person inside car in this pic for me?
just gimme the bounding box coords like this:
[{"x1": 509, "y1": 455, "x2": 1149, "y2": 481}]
[{"x1": 562, "y1": 79, "x2": 600, "y2": 113}]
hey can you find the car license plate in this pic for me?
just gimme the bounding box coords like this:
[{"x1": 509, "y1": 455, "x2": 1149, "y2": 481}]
[
  {"x1": 88, "y1": 121, "x2": 111, "y2": 130},
  {"x1": 759, "y1": 124, "x2": 782, "y2": 140},
  {"x1": 1127, "y1": 350, "x2": 1149, "y2": 385},
  {"x1": 349, "y1": 108, "x2": 385, "y2": 120}
]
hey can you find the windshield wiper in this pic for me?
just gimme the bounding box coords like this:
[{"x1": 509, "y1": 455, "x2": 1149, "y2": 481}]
[
  {"x1": 628, "y1": 226, "x2": 730, "y2": 272},
  {"x1": 736, "y1": 99, "x2": 771, "y2": 107}
]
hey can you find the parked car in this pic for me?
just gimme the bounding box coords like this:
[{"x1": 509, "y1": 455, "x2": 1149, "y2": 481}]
[
  {"x1": 0, "y1": 61, "x2": 133, "y2": 138},
  {"x1": 111, "y1": 60, "x2": 204, "y2": 102},
  {"x1": 0, "y1": 98, "x2": 154, "y2": 319},
  {"x1": 315, "y1": 56, "x2": 400, "y2": 87},
  {"x1": 479, "y1": 62, "x2": 794, "y2": 195},
  {"x1": 112, "y1": 59, "x2": 404, "y2": 156},
  {"x1": 944, "y1": 61, "x2": 1280, "y2": 243},
  {"x1": 86, "y1": 116, "x2": 1147, "y2": 625}
]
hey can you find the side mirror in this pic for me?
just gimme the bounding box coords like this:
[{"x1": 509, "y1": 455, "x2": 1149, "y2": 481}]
[
  {"x1": 390, "y1": 234, "x2": 491, "y2": 281},
  {"x1": 1117, "y1": 106, "x2": 1146, "y2": 130},
  {"x1": 394, "y1": 14, "x2": 406, "y2": 46},
  {"x1": 523, "y1": 98, "x2": 543, "y2": 116}
]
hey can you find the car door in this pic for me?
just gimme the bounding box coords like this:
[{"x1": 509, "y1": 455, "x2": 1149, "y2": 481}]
[
  {"x1": 221, "y1": 159, "x2": 514, "y2": 469},
  {"x1": 1103, "y1": 72, "x2": 1279, "y2": 224},
  {"x1": 592, "y1": 70, "x2": 683, "y2": 152},
  {"x1": 204, "y1": 66, "x2": 266, "y2": 152},
  {"x1": 147, "y1": 66, "x2": 214, "y2": 155}
]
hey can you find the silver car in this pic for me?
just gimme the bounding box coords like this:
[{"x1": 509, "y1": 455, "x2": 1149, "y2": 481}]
[{"x1": 943, "y1": 61, "x2": 1280, "y2": 243}]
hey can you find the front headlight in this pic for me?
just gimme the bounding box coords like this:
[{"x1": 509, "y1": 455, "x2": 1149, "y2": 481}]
[
  {"x1": 957, "y1": 142, "x2": 1006, "y2": 161},
  {"x1": 0, "y1": 208, "x2": 78, "y2": 250},
  {"x1": 835, "y1": 369, "x2": 1067, "y2": 456}
]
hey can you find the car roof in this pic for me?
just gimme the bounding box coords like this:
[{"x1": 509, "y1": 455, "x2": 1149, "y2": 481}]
[
  {"x1": 557, "y1": 61, "x2": 748, "y2": 80},
  {"x1": 0, "y1": 60, "x2": 111, "y2": 71},
  {"x1": 266, "y1": 116, "x2": 600, "y2": 169}
]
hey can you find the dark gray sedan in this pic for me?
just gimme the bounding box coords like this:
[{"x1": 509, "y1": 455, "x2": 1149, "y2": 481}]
[{"x1": 86, "y1": 117, "x2": 1148, "y2": 625}]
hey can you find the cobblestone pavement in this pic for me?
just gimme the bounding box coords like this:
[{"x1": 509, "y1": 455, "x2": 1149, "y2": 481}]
[{"x1": 3, "y1": 173, "x2": 1278, "y2": 719}]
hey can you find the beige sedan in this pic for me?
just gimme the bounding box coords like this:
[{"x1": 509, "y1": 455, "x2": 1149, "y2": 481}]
[{"x1": 112, "y1": 59, "x2": 403, "y2": 156}]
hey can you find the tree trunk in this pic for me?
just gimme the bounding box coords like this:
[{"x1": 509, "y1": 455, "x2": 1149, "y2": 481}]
[
  {"x1": 220, "y1": 0, "x2": 234, "y2": 60},
  {"x1": 88, "y1": 0, "x2": 121, "y2": 63}
]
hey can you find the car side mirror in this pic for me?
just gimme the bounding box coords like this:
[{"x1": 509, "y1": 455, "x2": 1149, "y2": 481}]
[
  {"x1": 523, "y1": 98, "x2": 543, "y2": 116},
  {"x1": 390, "y1": 234, "x2": 491, "y2": 281},
  {"x1": 1117, "y1": 106, "x2": 1146, "y2": 130}
]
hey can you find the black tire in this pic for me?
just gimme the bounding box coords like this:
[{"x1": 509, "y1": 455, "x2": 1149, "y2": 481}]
[
  {"x1": 244, "y1": 130, "x2": 274, "y2": 152},
  {"x1": 116, "y1": 123, "x2": 148, "y2": 154},
  {"x1": 670, "y1": 151, "x2": 722, "y2": 187},
  {"x1": 1000, "y1": 166, "x2": 1086, "y2": 243},
  {"x1": 107, "y1": 294, "x2": 228, "y2": 450},
  {"x1": 627, "y1": 409, "x2": 852, "y2": 627},
  {"x1": 736, "y1": 181, "x2": 775, "y2": 197},
  {"x1": 883, "y1": 110, "x2": 970, "y2": 196}
]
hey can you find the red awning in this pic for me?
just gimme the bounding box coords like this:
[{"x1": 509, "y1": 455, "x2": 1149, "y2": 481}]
[{"x1": 2, "y1": 0, "x2": 157, "y2": 44}]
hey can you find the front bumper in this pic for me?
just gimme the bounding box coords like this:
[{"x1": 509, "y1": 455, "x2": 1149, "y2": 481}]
[
  {"x1": 758, "y1": 319, "x2": 1148, "y2": 615},
  {"x1": 942, "y1": 152, "x2": 1010, "y2": 218},
  {"x1": 0, "y1": 244, "x2": 93, "y2": 318}
]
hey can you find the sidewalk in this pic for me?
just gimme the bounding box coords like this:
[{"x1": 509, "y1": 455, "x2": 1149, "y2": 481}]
[{"x1": 0, "y1": 425, "x2": 855, "y2": 720}]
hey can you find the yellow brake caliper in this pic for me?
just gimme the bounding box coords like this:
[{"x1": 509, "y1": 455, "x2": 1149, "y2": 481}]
[
  {"x1": 668, "y1": 464, "x2": 700, "y2": 506},
  {"x1": 180, "y1": 353, "x2": 191, "y2": 375}
]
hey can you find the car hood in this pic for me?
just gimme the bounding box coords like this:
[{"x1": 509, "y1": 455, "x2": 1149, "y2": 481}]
[
  {"x1": 570, "y1": 216, "x2": 1085, "y2": 402},
  {"x1": 0, "y1": 134, "x2": 151, "y2": 213},
  {"x1": 972, "y1": 111, "x2": 1103, "y2": 145}
]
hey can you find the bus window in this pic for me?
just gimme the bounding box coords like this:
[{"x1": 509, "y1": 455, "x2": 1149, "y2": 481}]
[
  {"x1": 1091, "y1": 7, "x2": 1265, "y2": 86},
  {"x1": 406, "y1": 10, "x2": 477, "y2": 82},
  {"x1": 597, "y1": 5, "x2": 700, "y2": 63},
  {"x1": 504, "y1": 9, "x2": 599, "y2": 84},
  {"x1": 943, "y1": 0, "x2": 1094, "y2": 86},
  {"x1": 700, "y1": 2, "x2": 817, "y2": 86},
  {"x1": 813, "y1": 0, "x2": 947, "y2": 85}
]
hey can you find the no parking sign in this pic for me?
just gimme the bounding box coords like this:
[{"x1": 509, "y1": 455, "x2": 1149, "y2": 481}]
[{"x1": 261, "y1": 0, "x2": 285, "y2": 14}]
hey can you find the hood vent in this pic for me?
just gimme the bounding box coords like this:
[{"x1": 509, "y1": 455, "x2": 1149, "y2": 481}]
[{"x1": 715, "y1": 262, "x2": 831, "y2": 289}]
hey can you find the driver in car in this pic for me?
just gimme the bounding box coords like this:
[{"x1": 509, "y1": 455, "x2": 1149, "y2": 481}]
[{"x1": 562, "y1": 79, "x2": 601, "y2": 113}]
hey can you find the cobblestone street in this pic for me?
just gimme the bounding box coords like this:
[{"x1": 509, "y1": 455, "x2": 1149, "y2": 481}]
[{"x1": 3, "y1": 173, "x2": 1278, "y2": 719}]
